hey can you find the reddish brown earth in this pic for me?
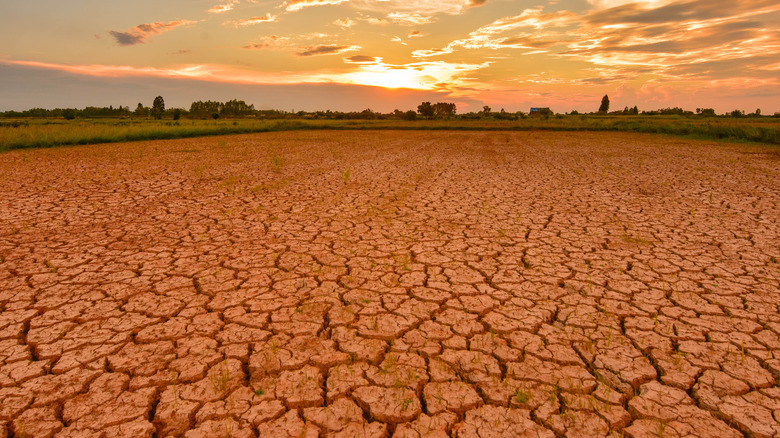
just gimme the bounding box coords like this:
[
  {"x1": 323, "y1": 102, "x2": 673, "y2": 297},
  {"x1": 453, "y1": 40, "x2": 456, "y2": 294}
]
[{"x1": 0, "y1": 130, "x2": 778, "y2": 437}]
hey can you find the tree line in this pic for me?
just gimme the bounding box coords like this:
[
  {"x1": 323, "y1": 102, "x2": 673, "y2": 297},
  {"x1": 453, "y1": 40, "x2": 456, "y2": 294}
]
[{"x1": 1, "y1": 95, "x2": 773, "y2": 119}]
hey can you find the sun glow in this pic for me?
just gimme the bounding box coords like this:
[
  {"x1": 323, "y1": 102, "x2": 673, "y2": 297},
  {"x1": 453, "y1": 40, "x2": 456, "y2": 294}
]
[
  {"x1": 346, "y1": 68, "x2": 432, "y2": 89},
  {"x1": 4, "y1": 58, "x2": 487, "y2": 94}
]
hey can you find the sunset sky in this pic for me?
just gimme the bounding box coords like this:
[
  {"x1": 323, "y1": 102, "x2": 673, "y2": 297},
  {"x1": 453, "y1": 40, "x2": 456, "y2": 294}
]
[{"x1": 1, "y1": 0, "x2": 779, "y2": 113}]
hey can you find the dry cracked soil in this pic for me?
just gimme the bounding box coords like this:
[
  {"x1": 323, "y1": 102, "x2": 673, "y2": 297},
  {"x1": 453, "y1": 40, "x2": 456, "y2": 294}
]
[{"x1": 0, "y1": 130, "x2": 778, "y2": 438}]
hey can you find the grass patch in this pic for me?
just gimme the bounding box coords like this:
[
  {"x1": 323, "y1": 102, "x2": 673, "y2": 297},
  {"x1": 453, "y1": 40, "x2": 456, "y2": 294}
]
[{"x1": 1, "y1": 116, "x2": 779, "y2": 152}]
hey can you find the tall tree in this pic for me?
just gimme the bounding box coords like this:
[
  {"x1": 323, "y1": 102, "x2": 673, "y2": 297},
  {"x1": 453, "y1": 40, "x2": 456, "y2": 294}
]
[
  {"x1": 433, "y1": 102, "x2": 456, "y2": 118},
  {"x1": 417, "y1": 102, "x2": 434, "y2": 117},
  {"x1": 134, "y1": 103, "x2": 146, "y2": 117},
  {"x1": 152, "y1": 96, "x2": 165, "y2": 119},
  {"x1": 598, "y1": 94, "x2": 610, "y2": 113},
  {"x1": 190, "y1": 100, "x2": 222, "y2": 117}
]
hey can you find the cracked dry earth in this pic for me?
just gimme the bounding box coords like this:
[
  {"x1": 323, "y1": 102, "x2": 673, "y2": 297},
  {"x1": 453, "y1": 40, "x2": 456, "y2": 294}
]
[{"x1": 0, "y1": 130, "x2": 778, "y2": 438}]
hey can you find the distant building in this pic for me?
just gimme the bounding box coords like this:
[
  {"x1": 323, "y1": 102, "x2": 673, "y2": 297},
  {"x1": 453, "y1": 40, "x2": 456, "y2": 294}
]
[{"x1": 530, "y1": 107, "x2": 551, "y2": 116}]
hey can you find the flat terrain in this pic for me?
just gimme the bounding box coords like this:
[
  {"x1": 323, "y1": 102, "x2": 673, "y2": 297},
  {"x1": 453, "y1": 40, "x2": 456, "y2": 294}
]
[{"x1": 0, "y1": 131, "x2": 778, "y2": 437}]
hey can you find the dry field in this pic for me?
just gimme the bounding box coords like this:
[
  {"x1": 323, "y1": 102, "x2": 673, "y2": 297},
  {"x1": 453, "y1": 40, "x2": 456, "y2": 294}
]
[{"x1": 0, "y1": 130, "x2": 778, "y2": 438}]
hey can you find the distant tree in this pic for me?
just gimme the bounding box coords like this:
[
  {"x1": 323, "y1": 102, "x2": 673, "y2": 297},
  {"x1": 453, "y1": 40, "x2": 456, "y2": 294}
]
[
  {"x1": 417, "y1": 102, "x2": 434, "y2": 117},
  {"x1": 134, "y1": 103, "x2": 146, "y2": 117},
  {"x1": 62, "y1": 109, "x2": 77, "y2": 120},
  {"x1": 730, "y1": 109, "x2": 744, "y2": 117},
  {"x1": 753, "y1": 108, "x2": 761, "y2": 116},
  {"x1": 172, "y1": 109, "x2": 181, "y2": 120},
  {"x1": 570, "y1": 110, "x2": 579, "y2": 115},
  {"x1": 482, "y1": 105, "x2": 491, "y2": 114},
  {"x1": 631, "y1": 105, "x2": 639, "y2": 115},
  {"x1": 221, "y1": 99, "x2": 255, "y2": 117},
  {"x1": 537, "y1": 107, "x2": 553, "y2": 117},
  {"x1": 151, "y1": 96, "x2": 165, "y2": 119},
  {"x1": 598, "y1": 95, "x2": 610, "y2": 113},
  {"x1": 699, "y1": 108, "x2": 716, "y2": 116},
  {"x1": 211, "y1": 112, "x2": 220, "y2": 120},
  {"x1": 190, "y1": 100, "x2": 222, "y2": 117},
  {"x1": 403, "y1": 110, "x2": 417, "y2": 121},
  {"x1": 433, "y1": 102, "x2": 456, "y2": 118}
]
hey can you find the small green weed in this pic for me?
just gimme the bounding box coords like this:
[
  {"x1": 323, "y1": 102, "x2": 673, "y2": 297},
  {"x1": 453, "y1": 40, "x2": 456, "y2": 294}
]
[
  {"x1": 271, "y1": 154, "x2": 283, "y2": 169},
  {"x1": 513, "y1": 388, "x2": 530, "y2": 404}
]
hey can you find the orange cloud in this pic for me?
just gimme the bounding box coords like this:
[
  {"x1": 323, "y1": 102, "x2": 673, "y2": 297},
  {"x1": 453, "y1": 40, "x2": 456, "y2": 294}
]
[
  {"x1": 387, "y1": 12, "x2": 436, "y2": 26},
  {"x1": 413, "y1": 8, "x2": 576, "y2": 57},
  {"x1": 108, "y1": 20, "x2": 197, "y2": 46},
  {"x1": 3, "y1": 57, "x2": 487, "y2": 93},
  {"x1": 343, "y1": 55, "x2": 380, "y2": 64},
  {"x1": 412, "y1": 0, "x2": 780, "y2": 86},
  {"x1": 352, "y1": 0, "x2": 486, "y2": 15},
  {"x1": 284, "y1": 0, "x2": 349, "y2": 12},
  {"x1": 208, "y1": 3, "x2": 236, "y2": 14},
  {"x1": 294, "y1": 45, "x2": 360, "y2": 56},
  {"x1": 243, "y1": 35, "x2": 290, "y2": 49},
  {"x1": 333, "y1": 18, "x2": 356, "y2": 28},
  {"x1": 224, "y1": 14, "x2": 277, "y2": 26}
]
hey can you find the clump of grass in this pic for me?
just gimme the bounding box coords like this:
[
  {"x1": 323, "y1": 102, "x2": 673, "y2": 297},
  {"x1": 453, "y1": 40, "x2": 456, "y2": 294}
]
[
  {"x1": 513, "y1": 388, "x2": 530, "y2": 404},
  {"x1": 16, "y1": 420, "x2": 26, "y2": 438},
  {"x1": 271, "y1": 154, "x2": 283, "y2": 170},
  {"x1": 342, "y1": 168, "x2": 351, "y2": 184},
  {"x1": 211, "y1": 361, "x2": 231, "y2": 392}
]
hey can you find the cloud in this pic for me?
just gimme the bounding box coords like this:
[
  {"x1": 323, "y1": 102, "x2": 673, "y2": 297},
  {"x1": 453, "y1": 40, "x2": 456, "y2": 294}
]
[
  {"x1": 208, "y1": 3, "x2": 236, "y2": 14},
  {"x1": 412, "y1": 7, "x2": 577, "y2": 57},
  {"x1": 108, "y1": 20, "x2": 197, "y2": 46},
  {"x1": 387, "y1": 12, "x2": 436, "y2": 25},
  {"x1": 294, "y1": 45, "x2": 360, "y2": 56},
  {"x1": 109, "y1": 31, "x2": 145, "y2": 46},
  {"x1": 284, "y1": 0, "x2": 486, "y2": 16},
  {"x1": 284, "y1": 0, "x2": 349, "y2": 12},
  {"x1": 350, "y1": 0, "x2": 485, "y2": 16},
  {"x1": 498, "y1": 36, "x2": 559, "y2": 49},
  {"x1": 299, "y1": 32, "x2": 332, "y2": 38},
  {"x1": 408, "y1": 30, "x2": 424, "y2": 38},
  {"x1": 343, "y1": 55, "x2": 380, "y2": 63},
  {"x1": 585, "y1": 0, "x2": 675, "y2": 10},
  {"x1": 333, "y1": 18, "x2": 355, "y2": 27},
  {"x1": 340, "y1": 58, "x2": 490, "y2": 91},
  {"x1": 2, "y1": 57, "x2": 488, "y2": 94},
  {"x1": 224, "y1": 13, "x2": 277, "y2": 26},
  {"x1": 360, "y1": 16, "x2": 388, "y2": 25},
  {"x1": 411, "y1": 0, "x2": 780, "y2": 86},
  {"x1": 585, "y1": 0, "x2": 779, "y2": 25},
  {"x1": 243, "y1": 35, "x2": 290, "y2": 49}
]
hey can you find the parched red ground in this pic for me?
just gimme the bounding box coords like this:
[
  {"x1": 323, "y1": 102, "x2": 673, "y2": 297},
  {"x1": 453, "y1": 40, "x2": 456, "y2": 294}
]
[{"x1": 0, "y1": 131, "x2": 778, "y2": 437}]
